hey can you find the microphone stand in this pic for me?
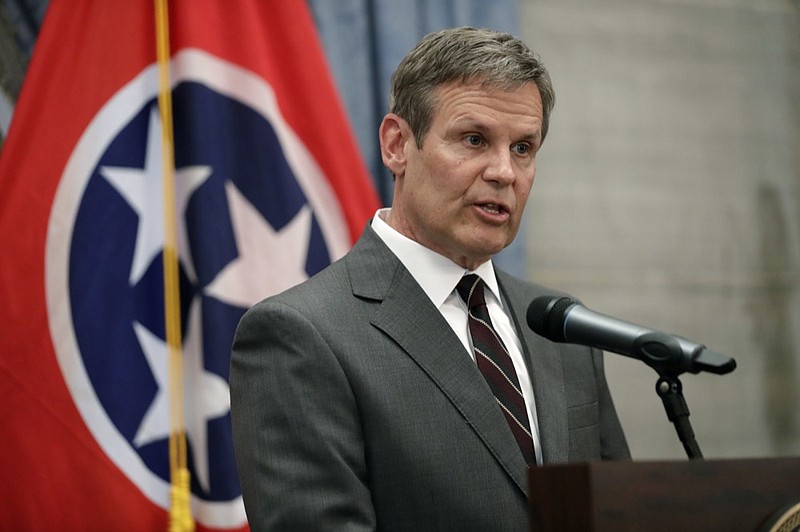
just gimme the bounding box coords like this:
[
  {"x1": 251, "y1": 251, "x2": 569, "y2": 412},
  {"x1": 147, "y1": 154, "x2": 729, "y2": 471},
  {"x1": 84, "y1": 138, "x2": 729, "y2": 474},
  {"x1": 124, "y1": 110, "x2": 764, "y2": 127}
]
[
  {"x1": 655, "y1": 373, "x2": 703, "y2": 459},
  {"x1": 632, "y1": 332, "x2": 736, "y2": 460}
]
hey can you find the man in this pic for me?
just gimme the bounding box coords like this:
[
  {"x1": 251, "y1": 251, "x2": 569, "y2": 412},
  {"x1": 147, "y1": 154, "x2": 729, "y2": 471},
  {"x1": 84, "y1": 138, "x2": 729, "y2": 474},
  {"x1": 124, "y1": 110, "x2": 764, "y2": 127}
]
[{"x1": 231, "y1": 27, "x2": 629, "y2": 531}]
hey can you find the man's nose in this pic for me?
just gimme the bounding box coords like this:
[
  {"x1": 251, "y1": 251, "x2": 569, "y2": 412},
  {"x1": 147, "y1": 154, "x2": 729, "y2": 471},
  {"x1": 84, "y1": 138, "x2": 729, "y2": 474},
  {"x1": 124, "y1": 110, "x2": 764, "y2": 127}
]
[{"x1": 482, "y1": 147, "x2": 516, "y2": 185}]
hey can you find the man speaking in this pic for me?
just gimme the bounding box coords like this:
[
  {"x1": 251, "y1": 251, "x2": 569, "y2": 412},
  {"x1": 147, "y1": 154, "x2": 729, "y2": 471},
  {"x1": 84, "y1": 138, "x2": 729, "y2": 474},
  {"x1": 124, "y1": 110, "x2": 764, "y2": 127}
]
[{"x1": 230, "y1": 27, "x2": 630, "y2": 531}]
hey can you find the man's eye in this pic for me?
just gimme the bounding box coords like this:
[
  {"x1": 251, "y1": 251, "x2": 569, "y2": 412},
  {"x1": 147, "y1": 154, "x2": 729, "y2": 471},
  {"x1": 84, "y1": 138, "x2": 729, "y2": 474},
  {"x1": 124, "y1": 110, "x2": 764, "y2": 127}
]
[
  {"x1": 466, "y1": 134, "x2": 483, "y2": 146},
  {"x1": 512, "y1": 143, "x2": 531, "y2": 155}
]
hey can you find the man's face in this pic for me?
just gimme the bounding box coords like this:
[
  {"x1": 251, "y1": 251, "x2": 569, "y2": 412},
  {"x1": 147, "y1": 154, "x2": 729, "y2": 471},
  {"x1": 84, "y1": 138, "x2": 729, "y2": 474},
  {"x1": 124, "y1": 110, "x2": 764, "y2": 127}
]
[{"x1": 382, "y1": 80, "x2": 544, "y2": 270}]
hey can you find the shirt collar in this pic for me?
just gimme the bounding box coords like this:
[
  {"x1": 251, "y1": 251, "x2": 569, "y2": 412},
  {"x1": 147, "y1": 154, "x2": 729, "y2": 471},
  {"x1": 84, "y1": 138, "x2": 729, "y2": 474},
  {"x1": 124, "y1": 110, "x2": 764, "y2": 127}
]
[{"x1": 371, "y1": 209, "x2": 504, "y2": 309}]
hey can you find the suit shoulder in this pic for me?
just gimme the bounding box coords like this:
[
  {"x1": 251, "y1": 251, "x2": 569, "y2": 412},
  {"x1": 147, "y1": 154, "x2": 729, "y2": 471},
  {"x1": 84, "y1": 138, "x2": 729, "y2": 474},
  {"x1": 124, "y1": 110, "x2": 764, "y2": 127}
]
[
  {"x1": 246, "y1": 258, "x2": 350, "y2": 316},
  {"x1": 495, "y1": 269, "x2": 572, "y2": 301}
]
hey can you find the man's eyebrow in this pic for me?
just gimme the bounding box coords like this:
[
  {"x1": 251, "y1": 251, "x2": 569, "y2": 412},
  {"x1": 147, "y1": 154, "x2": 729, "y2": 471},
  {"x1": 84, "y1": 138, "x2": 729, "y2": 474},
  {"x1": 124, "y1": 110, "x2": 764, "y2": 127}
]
[
  {"x1": 518, "y1": 131, "x2": 541, "y2": 142},
  {"x1": 455, "y1": 118, "x2": 540, "y2": 136},
  {"x1": 451, "y1": 118, "x2": 490, "y2": 131}
]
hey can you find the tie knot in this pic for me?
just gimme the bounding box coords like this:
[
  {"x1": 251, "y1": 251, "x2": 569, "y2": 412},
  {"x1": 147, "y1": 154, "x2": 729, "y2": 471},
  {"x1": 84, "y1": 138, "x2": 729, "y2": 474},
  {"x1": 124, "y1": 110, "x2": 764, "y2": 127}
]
[{"x1": 456, "y1": 274, "x2": 486, "y2": 309}]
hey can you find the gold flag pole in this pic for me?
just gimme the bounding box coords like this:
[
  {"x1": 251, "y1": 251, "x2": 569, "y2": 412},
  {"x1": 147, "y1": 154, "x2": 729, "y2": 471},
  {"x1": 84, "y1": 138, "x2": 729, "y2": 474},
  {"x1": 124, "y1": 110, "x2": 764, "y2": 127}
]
[{"x1": 154, "y1": 0, "x2": 194, "y2": 530}]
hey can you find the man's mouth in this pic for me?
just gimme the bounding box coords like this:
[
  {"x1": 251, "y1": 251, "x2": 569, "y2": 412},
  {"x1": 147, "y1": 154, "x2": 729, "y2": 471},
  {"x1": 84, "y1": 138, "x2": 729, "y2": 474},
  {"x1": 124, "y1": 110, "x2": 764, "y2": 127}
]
[{"x1": 479, "y1": 203, "x2": 504, "y2": 215}]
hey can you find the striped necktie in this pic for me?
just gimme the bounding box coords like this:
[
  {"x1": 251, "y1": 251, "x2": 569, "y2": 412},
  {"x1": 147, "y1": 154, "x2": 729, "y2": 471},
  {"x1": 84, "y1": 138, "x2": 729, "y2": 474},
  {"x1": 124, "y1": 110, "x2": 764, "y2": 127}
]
[{"x1": 456, "y1": 274, "x2": 535, "y2": 465}]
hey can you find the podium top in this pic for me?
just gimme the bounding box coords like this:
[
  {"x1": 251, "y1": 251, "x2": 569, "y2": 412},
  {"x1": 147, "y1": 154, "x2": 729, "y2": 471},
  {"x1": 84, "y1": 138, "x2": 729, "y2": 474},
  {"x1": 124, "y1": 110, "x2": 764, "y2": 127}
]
[{"x1": 529, "y1": 457, "x2": 800, "y2": 532}]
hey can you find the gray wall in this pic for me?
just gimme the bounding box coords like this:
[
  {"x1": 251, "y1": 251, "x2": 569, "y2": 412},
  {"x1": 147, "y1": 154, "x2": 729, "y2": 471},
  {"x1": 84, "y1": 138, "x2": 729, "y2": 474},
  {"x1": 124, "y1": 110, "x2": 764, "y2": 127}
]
[{"x1": 522, "y1": 0, "x2": 800, "y2": 459}]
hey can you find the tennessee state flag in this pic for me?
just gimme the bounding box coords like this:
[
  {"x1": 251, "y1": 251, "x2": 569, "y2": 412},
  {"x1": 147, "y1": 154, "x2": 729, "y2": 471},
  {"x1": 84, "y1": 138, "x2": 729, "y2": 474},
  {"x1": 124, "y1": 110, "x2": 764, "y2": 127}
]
[{"x1": 0, "y1": 1, "x2": 379, "y2": 529}]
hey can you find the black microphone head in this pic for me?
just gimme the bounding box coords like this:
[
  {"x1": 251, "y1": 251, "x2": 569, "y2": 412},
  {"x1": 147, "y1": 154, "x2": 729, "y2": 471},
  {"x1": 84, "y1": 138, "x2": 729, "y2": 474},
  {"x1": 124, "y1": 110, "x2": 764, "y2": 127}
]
[{"x1": 526, "y1": 295, "x2": 576, "y2": 342}]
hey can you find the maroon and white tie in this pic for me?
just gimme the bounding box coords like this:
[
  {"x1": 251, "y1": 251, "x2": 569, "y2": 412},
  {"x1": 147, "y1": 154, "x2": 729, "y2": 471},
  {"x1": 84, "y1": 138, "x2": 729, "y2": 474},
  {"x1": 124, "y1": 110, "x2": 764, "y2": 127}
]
[{"x1": 456, "y1": 274, "x2": 535, "y2": 465}]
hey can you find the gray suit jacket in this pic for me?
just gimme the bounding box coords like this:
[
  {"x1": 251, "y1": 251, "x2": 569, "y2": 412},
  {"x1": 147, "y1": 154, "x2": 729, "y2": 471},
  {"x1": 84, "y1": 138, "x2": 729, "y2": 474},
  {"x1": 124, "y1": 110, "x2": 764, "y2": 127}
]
[{"x1": 231, "y1": 225, "x2": 629, "y2": 532}]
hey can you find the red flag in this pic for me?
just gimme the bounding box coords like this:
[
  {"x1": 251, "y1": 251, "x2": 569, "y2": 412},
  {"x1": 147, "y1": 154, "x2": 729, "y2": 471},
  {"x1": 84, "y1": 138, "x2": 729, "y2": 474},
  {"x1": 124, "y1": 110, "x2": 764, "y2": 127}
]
[{"x1": 0, "y1": 1, "x2": 379, "y2": 530}]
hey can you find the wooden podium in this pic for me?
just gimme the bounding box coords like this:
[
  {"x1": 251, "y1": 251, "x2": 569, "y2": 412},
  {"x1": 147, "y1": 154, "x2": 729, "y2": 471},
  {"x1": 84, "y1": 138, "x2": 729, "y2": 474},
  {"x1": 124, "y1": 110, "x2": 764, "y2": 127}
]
[{"x1": 529, "y1": 457, "x2": 800, "y2": 531}]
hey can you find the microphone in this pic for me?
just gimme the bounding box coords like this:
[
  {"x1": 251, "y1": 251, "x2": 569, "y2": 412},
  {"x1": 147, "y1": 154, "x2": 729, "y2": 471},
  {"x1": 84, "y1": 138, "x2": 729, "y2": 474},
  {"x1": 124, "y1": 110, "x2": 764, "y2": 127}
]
[{"x1": 526, "y1": 296, "x2": 736, "y2": 375}]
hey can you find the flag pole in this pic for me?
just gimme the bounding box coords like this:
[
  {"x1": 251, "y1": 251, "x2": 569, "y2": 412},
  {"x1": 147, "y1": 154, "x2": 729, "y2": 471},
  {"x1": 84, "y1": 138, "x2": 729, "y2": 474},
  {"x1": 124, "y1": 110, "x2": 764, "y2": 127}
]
[{"x1": 154, "y1": 0, "x2": 194, "y2": 530}]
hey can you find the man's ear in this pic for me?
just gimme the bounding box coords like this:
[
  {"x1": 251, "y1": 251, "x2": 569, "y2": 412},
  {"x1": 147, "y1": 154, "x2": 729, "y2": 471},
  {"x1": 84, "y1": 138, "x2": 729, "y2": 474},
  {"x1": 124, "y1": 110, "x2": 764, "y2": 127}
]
[{"x1": 379, "y1": 113, "x2": 412, "y2": 178}]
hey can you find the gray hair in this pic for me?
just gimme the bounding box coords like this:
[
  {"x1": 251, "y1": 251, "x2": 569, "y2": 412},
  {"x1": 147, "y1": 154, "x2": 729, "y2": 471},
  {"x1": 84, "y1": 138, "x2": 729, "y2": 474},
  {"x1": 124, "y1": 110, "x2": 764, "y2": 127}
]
[{"x1": 388, "y1": 27, "x2": 555, "y2": 147}]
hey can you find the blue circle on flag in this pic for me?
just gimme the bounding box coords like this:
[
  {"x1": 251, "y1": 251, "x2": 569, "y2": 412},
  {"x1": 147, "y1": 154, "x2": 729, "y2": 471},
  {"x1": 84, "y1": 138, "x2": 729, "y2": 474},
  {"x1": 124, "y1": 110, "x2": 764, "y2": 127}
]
[{"x1": 68, "y1": 81, "x2": 333, "y2": 502}]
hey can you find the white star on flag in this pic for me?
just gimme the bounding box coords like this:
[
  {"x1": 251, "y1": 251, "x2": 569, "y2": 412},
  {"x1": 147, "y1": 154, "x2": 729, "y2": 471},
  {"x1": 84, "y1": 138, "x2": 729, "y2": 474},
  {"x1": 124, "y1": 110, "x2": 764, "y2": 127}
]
[
  {"x1": 101, "y1": 107, "x2": 211, "y2": 285},
  {"x1": 204, "y1": 180, "x2": 312, "y2": 308},
  {"x1": 131, "y1": 298, "x2": 229, "y2": 493}
]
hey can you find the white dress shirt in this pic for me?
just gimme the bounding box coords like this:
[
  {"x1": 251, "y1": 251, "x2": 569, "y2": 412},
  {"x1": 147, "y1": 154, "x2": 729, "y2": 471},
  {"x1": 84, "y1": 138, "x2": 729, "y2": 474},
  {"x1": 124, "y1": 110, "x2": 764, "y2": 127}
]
[{"x1": 371, "y1": 209, "x2": 542, "y2": 464}]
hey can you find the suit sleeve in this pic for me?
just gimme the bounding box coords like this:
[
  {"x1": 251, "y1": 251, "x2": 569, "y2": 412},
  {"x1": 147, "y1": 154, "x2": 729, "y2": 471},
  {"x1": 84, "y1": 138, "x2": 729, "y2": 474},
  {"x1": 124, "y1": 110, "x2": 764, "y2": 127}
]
[{"x1": 230, "y1": 299, "x2": 376, "y2": 531}]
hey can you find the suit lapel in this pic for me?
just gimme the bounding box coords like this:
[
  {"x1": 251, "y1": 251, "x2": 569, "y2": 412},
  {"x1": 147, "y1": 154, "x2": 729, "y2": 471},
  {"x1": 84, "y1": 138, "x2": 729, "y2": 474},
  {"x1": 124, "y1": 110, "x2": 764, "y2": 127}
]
[
  {"x1": 346, "y1": 228, "x2": 529, "y2": 494},
  {"x1": 497, "y1": 272, "x2": 570, "y2": 465}
]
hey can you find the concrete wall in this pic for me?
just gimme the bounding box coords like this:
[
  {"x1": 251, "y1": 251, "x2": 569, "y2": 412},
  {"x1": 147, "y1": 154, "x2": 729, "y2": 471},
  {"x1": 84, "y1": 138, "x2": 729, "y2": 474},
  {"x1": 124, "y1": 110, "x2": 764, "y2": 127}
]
[{"x1": 521, "y1": 0, "x2": 800, "y2": 459}]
